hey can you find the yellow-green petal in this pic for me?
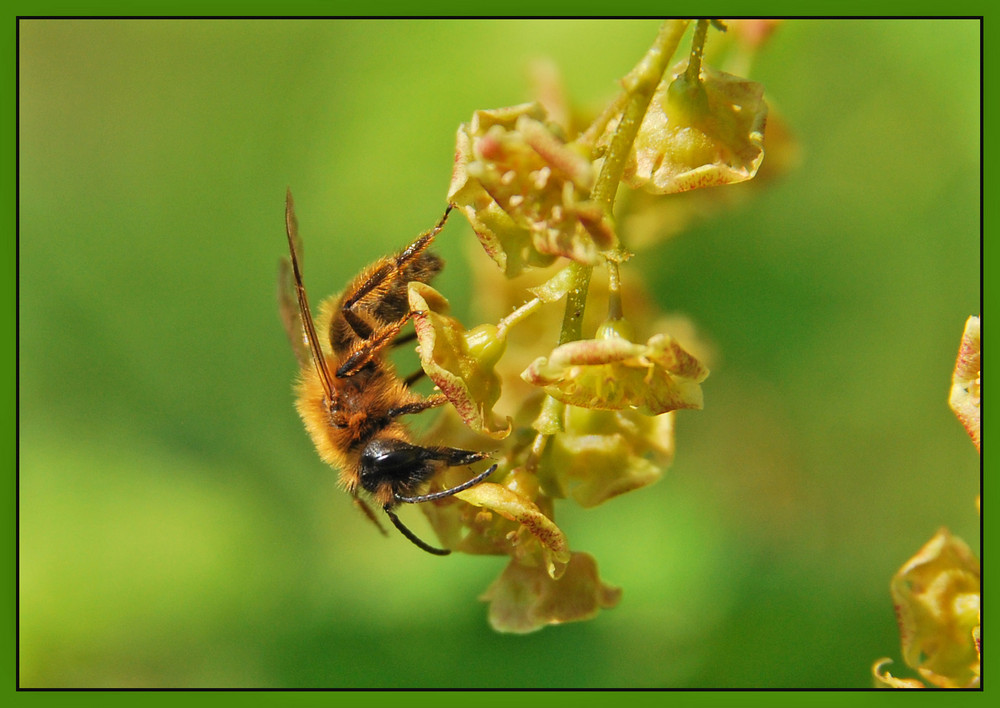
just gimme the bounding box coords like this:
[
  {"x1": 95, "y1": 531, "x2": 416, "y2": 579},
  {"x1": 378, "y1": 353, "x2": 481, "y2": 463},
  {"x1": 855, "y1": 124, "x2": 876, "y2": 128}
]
[
  {"x1": 605, "y1": 63, "x2": 767, "y2": 194},
  {"x1": 455, "y1": 481, "x2": 570, "y2": 577},
  {"x1": 480, "y1": 552, "x2": 622, "y2": 634},
  {"x1": 891, "y1": 528, "x2": 981, "y2": 688},
  {"x1": 409, "y1": 282, "x2": 512, "y2": 439},
  {"x1": 521, "y1": 333, "x2": 709, "y2": 414},
  {"x1": 872, "y1": 659, "x2": 925, "y2": 688},
  {"x1": 949, "y1": 315, "x2": 980, "y2": 453}
]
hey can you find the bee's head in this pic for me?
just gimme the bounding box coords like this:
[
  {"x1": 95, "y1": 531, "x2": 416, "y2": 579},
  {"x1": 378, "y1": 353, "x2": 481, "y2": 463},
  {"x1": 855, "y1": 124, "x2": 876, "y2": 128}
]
[{"x1": 359, "y1": 438, "x2": 436, "y2": 504}]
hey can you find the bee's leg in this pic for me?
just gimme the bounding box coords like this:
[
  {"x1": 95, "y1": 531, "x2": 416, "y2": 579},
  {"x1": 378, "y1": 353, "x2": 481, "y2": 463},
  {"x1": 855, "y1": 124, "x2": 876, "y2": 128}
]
[
  {"x1": 402, "y1": 368, "x2": 426, "y2": 387},
  {"x1": 391, "y1": 330, "x2": 418, "y2": 348},
  {"x1": 339, "y1": 205, "x2": 453, "y2": 333},
  {"x1": 386, "y1": 393, "x2": 447, "y2": 419},
  {"x1": 337, "y1": 309, "x2": 420, "y2": 379},
  {"x1": 336, "y1": 315, "x2": 412, "y2": 378},
  {"x1": 352, "y1": 494, "x2": 388, "y2": 536},
  {"x1": 395, "y1": 462, "x2": 498, "y2": 504},
  {"x1": 341, "y1": 305, "x2": 375, "y2": 342}
]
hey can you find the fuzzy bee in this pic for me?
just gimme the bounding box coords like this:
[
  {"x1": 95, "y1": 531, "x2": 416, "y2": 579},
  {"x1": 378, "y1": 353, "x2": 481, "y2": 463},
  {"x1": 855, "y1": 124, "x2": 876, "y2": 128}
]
[{"x1": 279, "y1": 190, "x2": 494, "y2": 555}]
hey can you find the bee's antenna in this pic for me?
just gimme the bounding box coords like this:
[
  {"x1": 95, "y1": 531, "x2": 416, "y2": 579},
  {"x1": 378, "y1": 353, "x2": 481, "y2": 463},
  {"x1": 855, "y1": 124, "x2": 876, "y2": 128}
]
[
  {"x1": 384, "y1": 463, "x2": 497, "y2": 556},
  {"x1": 383, "y1": 508, "x2": 451, "y2": 556},
  {"x1": 394, "y1": 464, "x2": 498, "y2": 504}
]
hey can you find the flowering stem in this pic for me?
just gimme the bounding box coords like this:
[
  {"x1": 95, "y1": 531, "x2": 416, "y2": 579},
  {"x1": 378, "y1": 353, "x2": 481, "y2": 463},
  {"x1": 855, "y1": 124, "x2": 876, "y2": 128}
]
[
  {"x1": 577, "y1": 90, "x2": 629, "y2": 151},
  {"x1": 558, "y1": 20, "x2": 690, "y2": 346}
]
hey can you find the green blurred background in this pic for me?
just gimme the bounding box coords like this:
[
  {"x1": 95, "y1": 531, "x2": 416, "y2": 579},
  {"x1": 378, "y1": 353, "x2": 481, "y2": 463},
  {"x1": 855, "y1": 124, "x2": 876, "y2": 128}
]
[{"x1": 18, "y1": 19, "x2": 980, "y2": 688}]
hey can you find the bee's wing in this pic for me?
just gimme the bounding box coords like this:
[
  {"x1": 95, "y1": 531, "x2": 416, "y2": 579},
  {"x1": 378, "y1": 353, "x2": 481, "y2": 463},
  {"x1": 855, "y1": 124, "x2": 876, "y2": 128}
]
[
  {"x1": 278, "y1": 255, "x2": 310, "y2": 368},
  {"x1": 279, "y1": 188, "x2": 314, "y2": 368},
  {"x1": 281, "y1": 190, "x2": 336, "y2": 398}
]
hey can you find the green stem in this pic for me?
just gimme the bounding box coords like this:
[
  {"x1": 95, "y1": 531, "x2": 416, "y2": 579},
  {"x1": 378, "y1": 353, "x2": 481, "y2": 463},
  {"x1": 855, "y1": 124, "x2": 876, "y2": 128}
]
[
  {"x1": 685, "y1": 19, "x2": 710, "y2": 84},
  {"x1": 496, "y1": 297, "x2": 542, "y2": 339},
  {"x1": 557, "y1": 263, "x2": 590, "y2": 345},
  {"x1": 591, "y1": 19, "x2": 691, "y2": 209},
  {"x1": 606, "y1": 260, "x2": 624, "y2": 321},
  {"x1": 558, "y1": 19, "x2": 690, "y2": 346}
]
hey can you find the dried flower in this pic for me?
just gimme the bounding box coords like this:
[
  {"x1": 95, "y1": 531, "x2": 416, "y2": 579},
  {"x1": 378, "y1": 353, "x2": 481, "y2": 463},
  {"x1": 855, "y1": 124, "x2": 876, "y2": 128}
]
[{"x1": 480, "y1": 551, "x2": 622, "y2": 634}]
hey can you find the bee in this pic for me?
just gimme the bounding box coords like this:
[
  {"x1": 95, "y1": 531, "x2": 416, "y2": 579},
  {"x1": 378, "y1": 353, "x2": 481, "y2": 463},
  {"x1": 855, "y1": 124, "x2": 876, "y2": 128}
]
[{"x1": 279, "y1": 190, "x2": 495, "y2": 555}]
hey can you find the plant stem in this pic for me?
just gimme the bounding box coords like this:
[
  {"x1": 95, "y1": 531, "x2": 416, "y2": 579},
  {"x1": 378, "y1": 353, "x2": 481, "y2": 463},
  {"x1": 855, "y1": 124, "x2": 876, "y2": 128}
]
[
  {"x1": 558, "y1": 19, "x2": 690, "y2": 346},
  {"x1": 497, "y1": 297, "x2": 542, "y2": 339},
  {"x1": 685, "y1": 19, "x2": 710, "y2": 84},
  {"x1": 606, "y1": 260, "x2": 624, "y2": 321},
  {"x1": 591, "y1": 19, "x2": 691, "y2": 209}
]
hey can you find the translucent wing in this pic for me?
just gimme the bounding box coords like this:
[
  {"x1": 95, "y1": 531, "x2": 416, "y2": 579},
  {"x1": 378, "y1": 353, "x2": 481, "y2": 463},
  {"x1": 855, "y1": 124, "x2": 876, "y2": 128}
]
[
  {"x1": 278, "y1": 255, "x2": 310, "y2": 368},
  {"x1": 279, "y1": 190, "x2": 335, "y2": 401}
]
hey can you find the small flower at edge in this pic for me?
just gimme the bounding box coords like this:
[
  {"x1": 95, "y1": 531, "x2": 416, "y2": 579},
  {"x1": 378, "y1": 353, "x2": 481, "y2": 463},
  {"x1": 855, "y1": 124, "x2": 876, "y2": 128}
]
[
  {"x1": 949, "y1": 315, "x2": 980, "y2": 453},
  {"x1": 872, "y1": 659, "x2": 926, "y2": 689},
  {"x1": 890, "y1": 527, "x2": 981, "y2": 688}
]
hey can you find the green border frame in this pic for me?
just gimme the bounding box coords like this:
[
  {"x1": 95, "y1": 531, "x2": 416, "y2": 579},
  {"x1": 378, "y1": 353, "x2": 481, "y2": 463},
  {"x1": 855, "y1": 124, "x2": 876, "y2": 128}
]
[{"x1": 11, "y1": 8, "x2": 990, "y2": 705}]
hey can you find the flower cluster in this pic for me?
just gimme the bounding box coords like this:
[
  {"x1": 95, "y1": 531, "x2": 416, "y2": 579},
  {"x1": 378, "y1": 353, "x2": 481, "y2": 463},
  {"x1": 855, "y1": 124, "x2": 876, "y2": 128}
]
[
  {"x1": 414, "y1": 20, "x2": 779, "y2": 632},
  {"x1": 874, "y1": 316, "x2": 981, "y2": 687}
]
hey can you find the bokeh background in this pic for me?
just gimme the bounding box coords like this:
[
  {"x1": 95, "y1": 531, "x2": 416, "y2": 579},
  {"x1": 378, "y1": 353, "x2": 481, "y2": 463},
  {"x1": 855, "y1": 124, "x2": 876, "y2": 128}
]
[{"x1": 18, "y1": 19, "x2": 980, "y2": 688}]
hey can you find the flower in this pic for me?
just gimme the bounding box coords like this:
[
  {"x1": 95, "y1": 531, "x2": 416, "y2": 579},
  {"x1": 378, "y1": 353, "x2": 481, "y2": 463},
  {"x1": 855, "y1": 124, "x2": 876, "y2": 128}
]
[
  {"x1": 522, "y1": 329, "x2": 709, "y2": 415},
  {"x1": 449, "y1": 104, "x2": 616, "y2": 276},
  {"x1": 409, "y1": 282, "x2": 512, "y2": 439},
  {"x1": 454, "y1": 477, "x2": 570, "y2": 577},
  {"x1": 889, "y1": 528, "x2": 981, "y2": 688},
  {"x1": 601, "y1": 62, "x2": 767, "y2": 194},
  {"x1": 872, "y1": 659, "x2": 926, "y2": 688},
  {"x1": 949, "y1": 315, "x2": 980, "y2": 453},
  {"x1": 479, "y1": 551, "x2": 622, "y2": 634},
  {"x1": 417, "y1": 402, "x2": 632, "y2": 633},
  {"x1": 542, "y1": 405, "x2": 675, "y2": 508}
]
